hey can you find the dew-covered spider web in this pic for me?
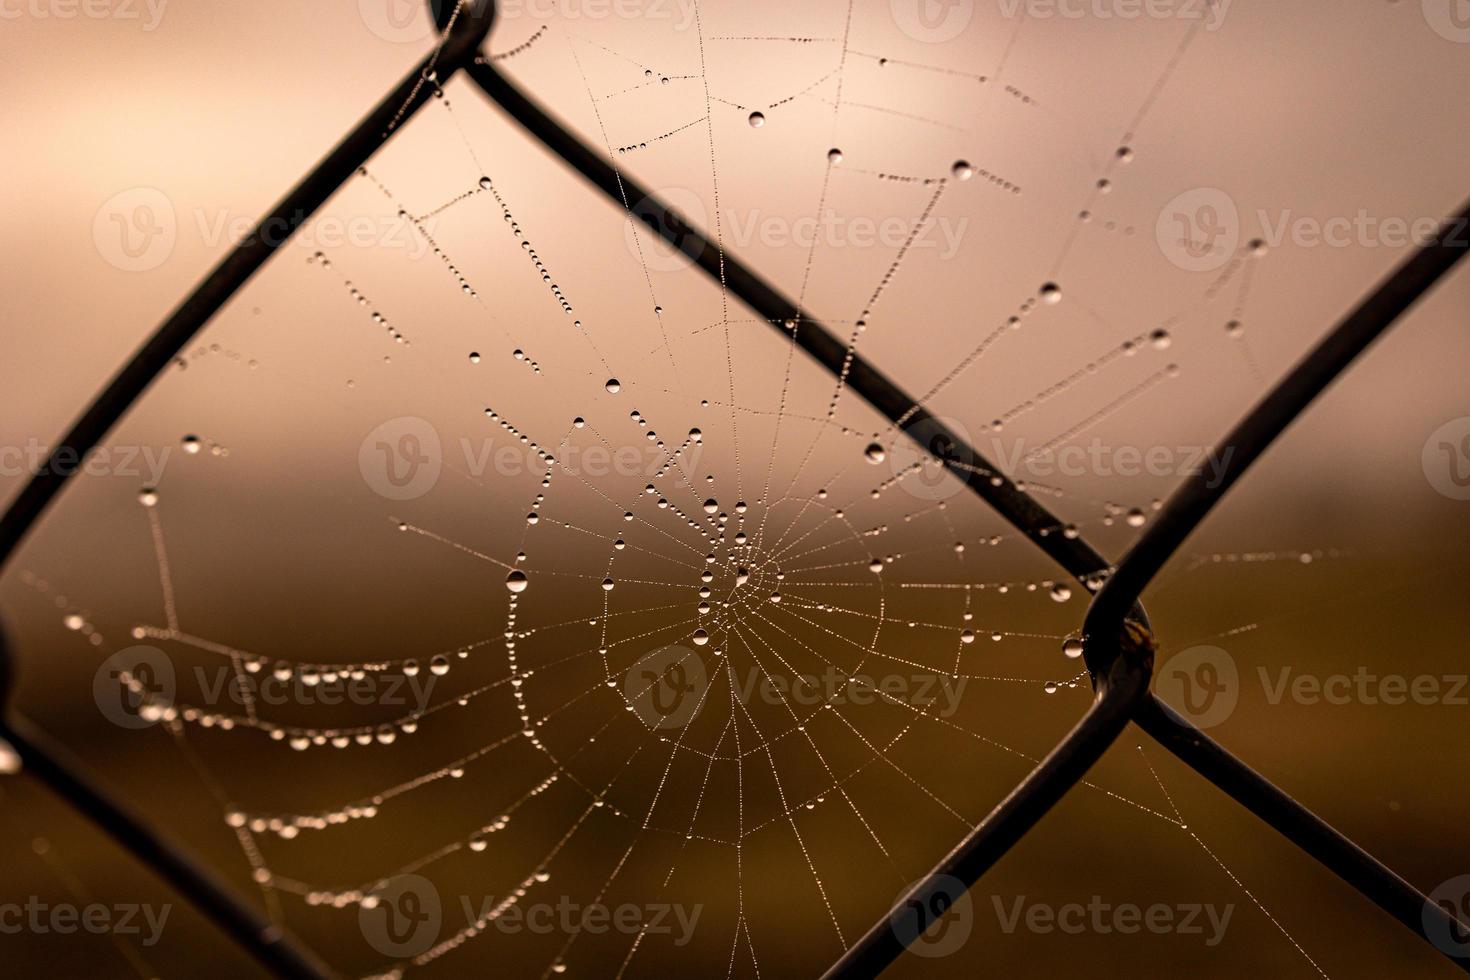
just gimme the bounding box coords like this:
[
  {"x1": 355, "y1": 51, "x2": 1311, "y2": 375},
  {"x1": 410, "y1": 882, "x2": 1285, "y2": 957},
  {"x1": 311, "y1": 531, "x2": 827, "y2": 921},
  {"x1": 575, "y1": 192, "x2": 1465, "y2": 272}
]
[{"x1": 10, "y1": 2, "x2": 1470, "y2": 978}]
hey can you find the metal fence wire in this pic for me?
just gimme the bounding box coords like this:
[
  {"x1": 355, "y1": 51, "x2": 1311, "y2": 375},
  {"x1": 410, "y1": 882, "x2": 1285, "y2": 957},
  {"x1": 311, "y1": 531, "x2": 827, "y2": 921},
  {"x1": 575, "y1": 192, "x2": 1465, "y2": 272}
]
[{"x1": 1, "y1": 3, "x2": 1467, "y2": 977}]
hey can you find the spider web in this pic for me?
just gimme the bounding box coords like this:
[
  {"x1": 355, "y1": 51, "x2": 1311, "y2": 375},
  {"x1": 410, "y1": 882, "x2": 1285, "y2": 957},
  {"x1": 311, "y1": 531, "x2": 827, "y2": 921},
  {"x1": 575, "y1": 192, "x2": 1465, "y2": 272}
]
[{"x1": 8, "y1": 2, "x2": 1421, "y2": 977}]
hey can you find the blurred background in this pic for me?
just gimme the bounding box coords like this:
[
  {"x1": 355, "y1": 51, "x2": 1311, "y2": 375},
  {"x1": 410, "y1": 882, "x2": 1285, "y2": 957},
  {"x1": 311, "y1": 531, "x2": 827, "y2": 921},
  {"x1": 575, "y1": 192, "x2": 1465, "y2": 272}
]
[{"x1": 1, "y1": 1, "x2": 1469, "y2": 976}]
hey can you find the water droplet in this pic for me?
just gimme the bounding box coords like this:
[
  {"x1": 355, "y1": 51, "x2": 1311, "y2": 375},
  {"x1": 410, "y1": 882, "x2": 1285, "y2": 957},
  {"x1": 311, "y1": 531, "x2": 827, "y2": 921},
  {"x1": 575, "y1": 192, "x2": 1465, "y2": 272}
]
[
  {"x1": 1063, "y1": 638, "x2": 1085, "y2": 659},
  {"x1": 468, "y1": 833, "x2": 488, "y2": 852},
  {"x1": 1226, "y1": 320, "x2": 1244, "y2": 339},
  {"x1": 1050, "y1": 583, "x2": 1072, "y2": 603},
  {"x1": 430, "y1": 655, "x2": 451, "y2": 676},
  {"x1": 1116, "y1": 146, "x2": 1134, "y2": 162},
  {"x1": 960, "y1": 629, "x2": 975, "y2": 644},
  {"x1": 828, "y1": 147, "x2": 843, "y2": 165},
  {"x1": 605, "y1": 379, "x2": 621, "y2": 394},
  {"x1": 703, "y1": 499, "x2": 719, "y2": 514},
  {"x1": 468, "y1": 351, "x2": 481, "y2": 364},
  {"x1": 138, "y1": 488, "x2": 159, "y2": 507},
  {"x1": 868, "y1": 559, "x2": 884, "y2": 574},
  {"x1": 526, "y1": 512, "x2": 540, "y2": 525},
  {"x1": 864, "y1": 443, "x2": 886, "y2": 464},
  {"x1": 1039, "y1": 282, "x2": 1062, "y2": 305},
  {"x1": 748, "y1": 111, "x2": 765, "y2": 128},
  {"x1": 602, "y1": 577, "x2": 615, "y2": 591},
  {"x1": 63, "y1": 614, "x2": 84, "y2": 631},
  {"x1": 1125, "y1": 508, "x2": 1147, "y2": 528},
  {"x1": 1150, "y1": 329, "x2": 1172, "y2": 350},
  {"x1": 692, "y1": 629, "x2": 710, "y2": 646},
  {"x1": 182, "y1": 435, "x2": 201, "y2": 454},
  {"x1": 506, "y1": 570, "x2": 528, "y2": 593},
  {"x1": 952, "y1": 160, "x2": 974, "y2": 181}
]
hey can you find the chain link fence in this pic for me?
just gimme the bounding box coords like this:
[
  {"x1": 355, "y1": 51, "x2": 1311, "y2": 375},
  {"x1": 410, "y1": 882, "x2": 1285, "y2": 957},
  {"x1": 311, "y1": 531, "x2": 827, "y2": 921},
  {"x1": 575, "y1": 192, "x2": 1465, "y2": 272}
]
[{"x1": 0, "y1": 3, "x2": 1466, "y2": 976}]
